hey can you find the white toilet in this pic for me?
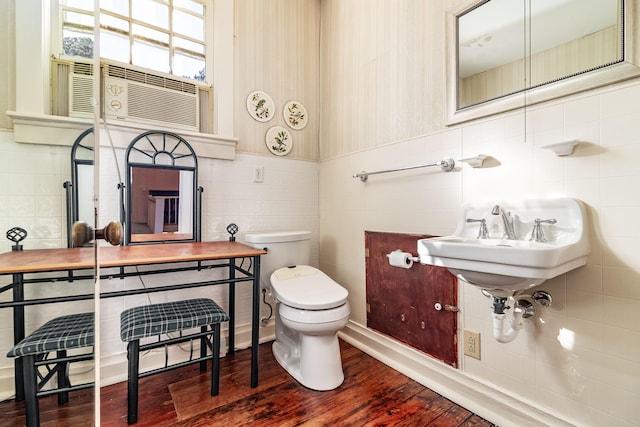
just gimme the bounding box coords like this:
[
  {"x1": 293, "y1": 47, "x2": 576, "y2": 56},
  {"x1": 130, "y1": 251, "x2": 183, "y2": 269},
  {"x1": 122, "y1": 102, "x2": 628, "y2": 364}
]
[{"x1": 244, "y1": 231, "x2": 350, "y2": 391}]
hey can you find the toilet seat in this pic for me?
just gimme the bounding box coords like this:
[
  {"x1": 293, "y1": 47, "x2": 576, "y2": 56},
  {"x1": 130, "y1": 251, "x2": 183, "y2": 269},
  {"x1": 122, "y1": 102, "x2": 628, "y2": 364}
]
[
  {"x1": 279, "y1": 301, "x2": 350, "y2": 325},
  {"x1": 270, "y1": 266, "x2": 348, "y2": 310}
]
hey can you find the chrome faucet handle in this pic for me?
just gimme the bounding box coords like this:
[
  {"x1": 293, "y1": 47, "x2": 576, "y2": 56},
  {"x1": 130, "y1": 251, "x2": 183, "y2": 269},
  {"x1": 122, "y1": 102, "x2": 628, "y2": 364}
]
[
  {"x1": 529, "y1": 218, "x2": 557, "y2": 242},
  {"x1": 466, "y1": 218, "x2": 489, "y2": 239}
]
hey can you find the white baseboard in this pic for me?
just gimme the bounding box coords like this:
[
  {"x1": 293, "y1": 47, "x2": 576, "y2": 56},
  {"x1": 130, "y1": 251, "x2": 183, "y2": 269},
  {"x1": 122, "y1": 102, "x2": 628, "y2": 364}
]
[{"x1": 339, "y1": 321, "x2": 574, "y2": 427}]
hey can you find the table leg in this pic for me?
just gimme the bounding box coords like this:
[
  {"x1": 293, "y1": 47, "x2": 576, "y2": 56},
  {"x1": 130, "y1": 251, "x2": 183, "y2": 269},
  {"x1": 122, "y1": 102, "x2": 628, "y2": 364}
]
[
  {"x1": 12, "y1": 273, "x2": 25, "y2": 401},
  {"x1": 228, "y1": 261, "x2": 235, "y2": 354},
  {"x1": 251, "y1": 255, "x2": 260, "y2": 387}
]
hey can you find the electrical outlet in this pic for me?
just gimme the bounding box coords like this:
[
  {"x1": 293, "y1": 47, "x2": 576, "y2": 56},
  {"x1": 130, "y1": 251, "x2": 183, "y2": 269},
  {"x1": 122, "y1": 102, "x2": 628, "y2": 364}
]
[
  {"x1": 253, "y1": 166, "x2": 264, "y2": 183},
  {"x1": 463, "y1": 329, "x2": 481, "y2": 360}
]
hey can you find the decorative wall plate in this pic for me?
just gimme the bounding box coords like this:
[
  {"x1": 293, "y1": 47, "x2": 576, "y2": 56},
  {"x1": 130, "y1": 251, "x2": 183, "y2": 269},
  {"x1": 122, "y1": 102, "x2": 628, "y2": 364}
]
[
  {"x1": 246, "y1": 90, "x2": 275, "y2": 122},
  {"x1": 265, "y1": 126, "x2": 292, "y2": 156},
  {"x1": 283, "y1": 101, "x2": 308, "y2": 130}
]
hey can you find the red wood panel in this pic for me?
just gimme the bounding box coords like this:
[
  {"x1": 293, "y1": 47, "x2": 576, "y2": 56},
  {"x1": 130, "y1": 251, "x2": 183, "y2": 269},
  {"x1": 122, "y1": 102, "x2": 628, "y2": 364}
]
[{"x1": 365, "y1": 231, "x2": 458, "y2": 367}]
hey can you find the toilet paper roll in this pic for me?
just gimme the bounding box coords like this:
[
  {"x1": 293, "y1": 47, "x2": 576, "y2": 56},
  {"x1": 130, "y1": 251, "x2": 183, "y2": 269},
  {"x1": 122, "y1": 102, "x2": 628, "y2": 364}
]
[{"x1": 387, "y1": 250, "x2": 414, "y2": 269}]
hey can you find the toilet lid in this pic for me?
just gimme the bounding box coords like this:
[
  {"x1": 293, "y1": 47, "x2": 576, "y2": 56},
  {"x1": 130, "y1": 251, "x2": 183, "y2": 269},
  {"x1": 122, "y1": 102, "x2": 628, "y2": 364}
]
[{"x1": 270, "y1": 265, "x2": 348, "y2": 310}]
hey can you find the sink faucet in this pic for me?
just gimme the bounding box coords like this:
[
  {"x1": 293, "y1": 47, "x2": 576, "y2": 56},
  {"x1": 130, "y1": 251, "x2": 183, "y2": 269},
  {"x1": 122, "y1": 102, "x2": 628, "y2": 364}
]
[{"x1": 491, "y1": 205, "x2": 517, "y2": 239}]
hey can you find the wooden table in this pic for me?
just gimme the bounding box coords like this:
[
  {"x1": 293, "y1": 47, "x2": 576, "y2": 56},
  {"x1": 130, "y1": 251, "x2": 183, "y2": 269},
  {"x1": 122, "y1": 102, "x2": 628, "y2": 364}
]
[{"x1": 0, "y1": 241, "x2": 267, "y2": 400}]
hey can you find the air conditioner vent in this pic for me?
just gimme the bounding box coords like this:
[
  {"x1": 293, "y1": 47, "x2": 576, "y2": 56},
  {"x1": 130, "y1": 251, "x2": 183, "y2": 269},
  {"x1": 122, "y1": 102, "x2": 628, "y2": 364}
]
[
  {"x1": 71, "y1": 76, "x2": 94, "y2": 114},
  {"x1": 125, "y1": 68, "x2": 146, "y2": 84},
  {"x1": 127, "y1": 83, "x2": 198, "y2": 129},
  {"x1": 106, "y1": 64, "x2": 127, "y2": 79},
  {"x1": 104, "y1": 64, "x2": 197, "y2": 95},
  {"x1": 72, "y1": 61, "x2": 93, "y2": 76}
]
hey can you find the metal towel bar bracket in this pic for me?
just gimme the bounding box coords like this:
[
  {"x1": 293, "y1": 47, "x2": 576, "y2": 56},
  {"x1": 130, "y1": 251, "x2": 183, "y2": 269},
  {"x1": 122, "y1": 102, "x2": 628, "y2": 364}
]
[{"x1": 352, "y1": 158, "x2": 455, "y2": 182}]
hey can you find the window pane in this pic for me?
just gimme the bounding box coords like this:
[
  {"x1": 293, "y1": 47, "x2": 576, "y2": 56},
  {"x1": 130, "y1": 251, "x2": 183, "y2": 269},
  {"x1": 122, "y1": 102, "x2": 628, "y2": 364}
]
[
  {"x1": 173, "y1": 10, "x2": 203, "y2": 40},
  {"x1": 101, "y1": 14, "x2": 128, "y2": 32},
  {"x1": 174, "y1": 37, "x2": 204, "y2": 55},
  {"x1": 63, "y1": 0, "x2": 92, "y2": 12},
  {"x1": 174, "y1": 0, "x2": 203, "y2": 15},
  {"x1": 101, "y1": 31, "x2": 130, "y2": 63},
  {"x1": 173, "y1": 53, "x2": 205, "y2": 81},
  {"x1": 63, "y1": 10, "x2": 94, "y2": 27},
  {"x1": 63, "y1": 28, "x2": 94, "y2": 58},
  {"x1": 133, "y1": 24, "x2": 169, "y2": 44},
  {"x1": 100, "y1": 0, "x2": 128, "y2": 16},
  {"x1": 132, "y1": 41, "x2": 169, "y2": 73},
  {"x1": 61, "y1": 0, "x2": 206, "y2": 82},
  {"x1": 132, "y1": 0, "x2": 168, "y2": 28}
]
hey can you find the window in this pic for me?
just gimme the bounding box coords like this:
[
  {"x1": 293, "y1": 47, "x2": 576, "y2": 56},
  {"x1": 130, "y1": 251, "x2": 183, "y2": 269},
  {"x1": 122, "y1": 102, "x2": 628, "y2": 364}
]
[{"x1": 59, "y1": 0, "x2": 207, "y2": 82}]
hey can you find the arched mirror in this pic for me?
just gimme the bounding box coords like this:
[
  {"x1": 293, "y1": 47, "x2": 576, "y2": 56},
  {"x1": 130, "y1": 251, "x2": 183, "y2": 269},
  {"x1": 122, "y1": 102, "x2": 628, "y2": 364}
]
[
  {"x1": 64, "y1": 128, "x2": 95, "y2": 248},
  {"x1": 446, "y1": 0, "x2": 640, "y2": 124},
  {"x1": 124, "y1": 130, "x2": 202, "y2": 245}
]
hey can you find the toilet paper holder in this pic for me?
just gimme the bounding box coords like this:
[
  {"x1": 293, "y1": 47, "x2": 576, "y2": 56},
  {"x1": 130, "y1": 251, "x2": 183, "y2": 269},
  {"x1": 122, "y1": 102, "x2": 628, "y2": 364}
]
[{"x1": 386, "y1": 249, "x2": 419, "y2": 269}]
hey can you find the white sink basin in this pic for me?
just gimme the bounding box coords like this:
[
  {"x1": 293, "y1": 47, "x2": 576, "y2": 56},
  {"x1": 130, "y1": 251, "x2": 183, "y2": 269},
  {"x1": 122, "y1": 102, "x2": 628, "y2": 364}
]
[{"x1": 418, "y1": 198, "x2": 589, "y2": 296}]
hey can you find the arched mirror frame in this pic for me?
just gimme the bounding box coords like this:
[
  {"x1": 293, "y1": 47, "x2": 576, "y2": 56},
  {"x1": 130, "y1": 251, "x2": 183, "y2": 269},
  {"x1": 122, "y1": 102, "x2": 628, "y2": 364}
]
[
  {"x1": 64, "y1": 127, "x2": 95, "y2": 248},
  {"x1": 124, "y1": 130, "x2": 202, "y2": 245},
  {"x1": 446, "y1": 0, "x2": 640, "y2": 125}
]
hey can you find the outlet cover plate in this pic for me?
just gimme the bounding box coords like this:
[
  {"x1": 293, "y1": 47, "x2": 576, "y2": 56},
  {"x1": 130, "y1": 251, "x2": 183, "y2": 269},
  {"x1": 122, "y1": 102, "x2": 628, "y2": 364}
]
[{"x1": 463, "y1": 329, "x2": 481, "y2": 360}]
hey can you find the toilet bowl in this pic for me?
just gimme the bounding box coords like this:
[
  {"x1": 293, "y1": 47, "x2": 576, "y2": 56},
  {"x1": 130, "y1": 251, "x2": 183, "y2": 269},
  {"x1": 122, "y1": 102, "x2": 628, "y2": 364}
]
[
  {"x1": 244, "y1": 231, "x2": 351, "y2": 391},
  {"x1": 271, "y1": 265, "x2": 350, "y2": 391}
]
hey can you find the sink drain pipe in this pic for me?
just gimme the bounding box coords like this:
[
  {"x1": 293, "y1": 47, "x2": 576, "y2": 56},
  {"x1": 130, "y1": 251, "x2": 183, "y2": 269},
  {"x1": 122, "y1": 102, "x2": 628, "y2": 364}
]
[{"x1": 491, "y1": 296, "x2": 526, "y2": 343}]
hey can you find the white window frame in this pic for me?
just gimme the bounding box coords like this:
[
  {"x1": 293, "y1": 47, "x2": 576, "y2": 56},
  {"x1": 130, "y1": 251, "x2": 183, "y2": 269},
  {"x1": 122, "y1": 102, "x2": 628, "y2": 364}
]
[
  {"x1": 51, "y1": 0, "x2": 211, "y2": 85},
  {"x1": 11, "y1": 0, "x2": 235, "y2": 157}
]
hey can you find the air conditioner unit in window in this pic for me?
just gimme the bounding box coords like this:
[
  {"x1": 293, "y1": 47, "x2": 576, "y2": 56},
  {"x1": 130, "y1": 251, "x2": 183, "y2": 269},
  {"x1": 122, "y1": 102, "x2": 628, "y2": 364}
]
[{"x1": 51, "y1": 58, "x2": 213, "y2": 133}]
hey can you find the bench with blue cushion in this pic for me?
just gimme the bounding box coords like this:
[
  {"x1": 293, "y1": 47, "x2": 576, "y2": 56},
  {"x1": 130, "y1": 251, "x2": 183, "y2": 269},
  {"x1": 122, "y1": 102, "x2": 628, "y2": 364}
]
[
  {"x1": 120, "y1": 298, "x2": 228, "y2": 424},
  {"x1": 6, "y1": 312, "x2": 95, "y2": 427}
]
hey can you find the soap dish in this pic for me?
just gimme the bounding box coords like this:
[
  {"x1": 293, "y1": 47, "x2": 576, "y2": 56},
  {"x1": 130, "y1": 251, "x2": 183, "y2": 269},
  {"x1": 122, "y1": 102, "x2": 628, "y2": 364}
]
[
  {"x1": 459, "y1": 154, "x2": 487, "y2": 168},
  {"x1": 541, "y1": 140, "x2": 580, "y2": 157}
]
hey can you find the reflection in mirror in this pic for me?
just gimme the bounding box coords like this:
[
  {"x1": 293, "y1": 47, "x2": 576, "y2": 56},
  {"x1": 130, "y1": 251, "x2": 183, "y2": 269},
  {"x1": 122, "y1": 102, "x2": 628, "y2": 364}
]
[
  {"x1": 124, "y1": 131, "x2": 201, "y2": 245},
  {"x1": 447, "y1": 0, "x2": 638, "y2": 124},
  {"x1": 458, "y1": 0, "x2": 621, "y2": 109},
  {"x1": 65, "y1": 128, "x2": 94, "y2": 248}
]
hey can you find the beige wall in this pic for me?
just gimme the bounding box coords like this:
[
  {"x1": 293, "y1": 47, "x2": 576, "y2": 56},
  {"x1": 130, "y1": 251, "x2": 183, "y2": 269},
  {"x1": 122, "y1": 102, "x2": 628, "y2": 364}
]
[
  {"x1": 234, "y1": 0, "x2": 320, "y2": 160},
  {"x1": 319, "y1": 0, "x2": 450, "y2": 160},
  {"x1": 0, "y1": 0, "x2": 15, "y2": 130},
  {"x1": 319, "y1": 1, "x2": 640, "y2": 425}
]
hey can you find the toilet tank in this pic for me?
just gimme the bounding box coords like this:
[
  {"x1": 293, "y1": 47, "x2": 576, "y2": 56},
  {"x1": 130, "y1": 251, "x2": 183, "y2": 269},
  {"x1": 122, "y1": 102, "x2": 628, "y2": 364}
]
[{"x1": 244, "y1": 231, "x2": 311, "y2": 289}]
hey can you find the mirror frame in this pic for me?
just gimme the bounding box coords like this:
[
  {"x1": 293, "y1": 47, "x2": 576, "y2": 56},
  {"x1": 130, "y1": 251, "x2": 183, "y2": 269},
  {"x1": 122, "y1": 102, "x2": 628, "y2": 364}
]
[
  {"x1": 124, "y1": 130, "x2": 201, "y2": 245},
  {"x1": 446, "y1": 0, "x2": 640, "y2": 125}
]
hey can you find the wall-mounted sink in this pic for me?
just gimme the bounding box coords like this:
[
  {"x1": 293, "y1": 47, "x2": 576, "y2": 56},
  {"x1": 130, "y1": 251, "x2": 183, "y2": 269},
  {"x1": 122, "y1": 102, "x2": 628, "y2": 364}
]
[{"x1": 418, "y1": 198, "x2": 589, "y2": 297}]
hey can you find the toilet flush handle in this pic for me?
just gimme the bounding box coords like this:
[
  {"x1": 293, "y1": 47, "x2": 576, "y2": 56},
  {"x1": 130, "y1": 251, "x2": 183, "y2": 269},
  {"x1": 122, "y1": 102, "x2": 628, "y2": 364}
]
[{"x1": 434, "y1": 302, "x2": 460, "y2": 312}]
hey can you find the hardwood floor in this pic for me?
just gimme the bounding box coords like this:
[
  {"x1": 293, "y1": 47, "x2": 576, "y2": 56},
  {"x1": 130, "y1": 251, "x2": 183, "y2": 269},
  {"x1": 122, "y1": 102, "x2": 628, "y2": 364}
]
[{"x1": 0, "y1": 340, "x2": 495, "y2": 426}]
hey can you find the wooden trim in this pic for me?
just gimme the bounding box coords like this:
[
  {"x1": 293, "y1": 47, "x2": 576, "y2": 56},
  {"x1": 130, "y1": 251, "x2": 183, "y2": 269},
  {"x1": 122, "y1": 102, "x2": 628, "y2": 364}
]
[{"x1": 0, "y1": 242, "x2": 266, "y2": 274}]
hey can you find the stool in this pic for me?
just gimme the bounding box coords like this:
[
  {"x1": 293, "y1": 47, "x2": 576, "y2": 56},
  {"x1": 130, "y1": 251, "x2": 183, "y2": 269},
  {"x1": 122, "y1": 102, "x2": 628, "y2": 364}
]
[
  {"x1": 6, "y1": 312, "x2": 95, "y2": 427},
  {"x1": 120, "y1": 298, "x2": 229, "y2": 424}
]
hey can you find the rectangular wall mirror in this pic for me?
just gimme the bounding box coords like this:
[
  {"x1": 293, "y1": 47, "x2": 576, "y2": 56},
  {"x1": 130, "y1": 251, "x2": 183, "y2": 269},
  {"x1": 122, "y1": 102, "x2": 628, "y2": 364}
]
[
  {"x1": 124, "y1": 131, "x2": 201, "y2": 245},
  {"x1": 446, "y1": 0, "x2": 640, "y2": 124}
]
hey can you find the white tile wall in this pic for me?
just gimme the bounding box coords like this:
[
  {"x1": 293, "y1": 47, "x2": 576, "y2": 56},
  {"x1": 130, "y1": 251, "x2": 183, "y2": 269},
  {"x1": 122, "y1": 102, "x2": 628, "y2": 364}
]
[
  {"x1": 0, "y1": 131, "x2": 68, "y2": 252},
  {"x1": 319, "y1": 80, "x2": 640, "y2": 426}
]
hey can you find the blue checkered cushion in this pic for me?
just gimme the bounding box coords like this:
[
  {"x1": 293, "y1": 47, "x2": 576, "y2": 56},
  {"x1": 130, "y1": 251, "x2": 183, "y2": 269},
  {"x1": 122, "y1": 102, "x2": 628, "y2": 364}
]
[
  {"x1": 6, "y1": 312, "x2": 94, "y2": 358},
  {"x1": 120, "y1": 298, "x2": 229, "y2": 342}
]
